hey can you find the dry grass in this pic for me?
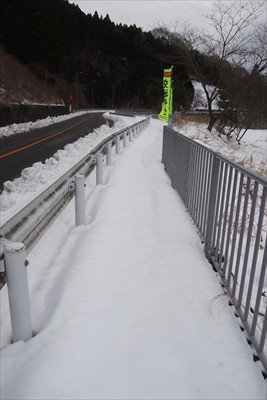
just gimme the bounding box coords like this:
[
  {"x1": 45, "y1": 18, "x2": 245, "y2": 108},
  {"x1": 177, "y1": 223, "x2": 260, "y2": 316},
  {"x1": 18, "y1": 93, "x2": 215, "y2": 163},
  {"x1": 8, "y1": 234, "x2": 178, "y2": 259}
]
[{"x1": 173, "y1": 111, "x2": 210, "y2": 128}]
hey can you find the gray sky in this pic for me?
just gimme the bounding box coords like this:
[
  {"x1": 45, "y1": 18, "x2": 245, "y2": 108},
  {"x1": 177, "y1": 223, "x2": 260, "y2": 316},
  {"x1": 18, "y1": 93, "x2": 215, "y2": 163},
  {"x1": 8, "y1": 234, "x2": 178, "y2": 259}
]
[{"x1": 70, "y1": 0, "x2": 215, "y2": 32}]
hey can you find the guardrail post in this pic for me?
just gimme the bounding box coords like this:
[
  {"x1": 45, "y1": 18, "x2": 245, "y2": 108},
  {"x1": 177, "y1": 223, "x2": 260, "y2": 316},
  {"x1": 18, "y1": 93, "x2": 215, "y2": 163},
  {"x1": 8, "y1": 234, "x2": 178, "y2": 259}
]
[
  {"x1": 123, "y1": 130, "x2": 127, "y2": 148},
  {"x1": 75, "y1": 175, "x2": 86, "y2": 226},
  {"x1": 106, "y1": 141, "x2": 112, "y2": 166},
  {"x1": 116, "y1": 134, "x2": 120, "y2": 154},
  {"x1": 129, "y1": 128, "x2": 133, "y2": 142},
  {"x1": 96, "y1": 153, "x2": 104, "y2": 185},
  {"x1": 4, "y1": 242, "x2": 32, "y2": 342}
]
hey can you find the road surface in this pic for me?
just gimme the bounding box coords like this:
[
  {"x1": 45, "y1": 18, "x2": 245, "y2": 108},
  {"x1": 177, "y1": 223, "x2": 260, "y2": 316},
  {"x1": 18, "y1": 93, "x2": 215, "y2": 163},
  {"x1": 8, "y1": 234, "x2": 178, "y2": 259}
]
[{"x1": 0, "y1": 112, "x2": 106, "y2": 191}]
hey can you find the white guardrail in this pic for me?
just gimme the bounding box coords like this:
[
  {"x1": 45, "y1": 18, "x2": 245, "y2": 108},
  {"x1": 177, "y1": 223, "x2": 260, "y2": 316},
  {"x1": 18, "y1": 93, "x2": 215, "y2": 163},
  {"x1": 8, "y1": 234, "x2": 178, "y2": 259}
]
[{"x1": 0, "y1": 116, "x2": 151, "y2": 289}]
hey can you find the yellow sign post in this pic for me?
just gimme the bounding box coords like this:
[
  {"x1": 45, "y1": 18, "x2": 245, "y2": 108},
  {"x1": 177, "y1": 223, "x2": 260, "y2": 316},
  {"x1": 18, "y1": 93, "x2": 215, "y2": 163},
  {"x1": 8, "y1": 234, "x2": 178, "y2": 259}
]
[{"x1": 158, "y1": 67, "x2": 173, "y2": 123}]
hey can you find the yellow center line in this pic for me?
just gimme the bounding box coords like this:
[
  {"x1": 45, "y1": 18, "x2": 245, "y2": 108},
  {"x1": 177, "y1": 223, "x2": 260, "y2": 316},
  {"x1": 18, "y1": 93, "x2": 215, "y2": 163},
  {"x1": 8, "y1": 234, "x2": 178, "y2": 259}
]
[{"x1": 0, "y1": 115, "x2": 92, "y2": 159}]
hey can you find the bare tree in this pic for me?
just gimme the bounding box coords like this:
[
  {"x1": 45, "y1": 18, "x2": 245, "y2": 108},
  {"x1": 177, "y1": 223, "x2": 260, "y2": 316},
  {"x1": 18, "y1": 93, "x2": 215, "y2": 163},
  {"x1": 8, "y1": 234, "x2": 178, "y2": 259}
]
[
  {"x1": 216, "y1": 66, "x2": 266, "y2": 142},
  {"x1": 250, "y1": 23, "x2": 267, "y2": 76},
  {"x1": 194, "y1": 0, "x2": 264, "y2": 131}
]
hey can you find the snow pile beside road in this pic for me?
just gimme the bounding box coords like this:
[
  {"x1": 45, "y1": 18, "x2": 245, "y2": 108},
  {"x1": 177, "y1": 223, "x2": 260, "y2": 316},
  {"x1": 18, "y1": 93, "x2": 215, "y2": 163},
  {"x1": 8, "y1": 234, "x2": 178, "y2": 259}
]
[{"x1": 0, "y1": 110, "x2": 96, "y2": 138}]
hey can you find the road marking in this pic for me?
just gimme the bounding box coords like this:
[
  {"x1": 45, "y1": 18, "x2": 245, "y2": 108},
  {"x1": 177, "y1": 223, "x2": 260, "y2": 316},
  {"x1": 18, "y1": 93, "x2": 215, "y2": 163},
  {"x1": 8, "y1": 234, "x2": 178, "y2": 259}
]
[{"x1": 0, "y1": 115, "x2": 92, "y2": 159}]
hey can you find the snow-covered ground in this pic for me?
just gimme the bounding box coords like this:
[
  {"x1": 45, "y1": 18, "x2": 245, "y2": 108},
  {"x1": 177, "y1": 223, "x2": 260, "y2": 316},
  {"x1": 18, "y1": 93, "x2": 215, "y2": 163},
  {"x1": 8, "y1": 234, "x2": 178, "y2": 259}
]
[
  {"x1": 174, "y1": 121, "x2": 267, "y2": 178},
  {"x1": 0, "y1": 116, "x2": 266, "y2": 399}
]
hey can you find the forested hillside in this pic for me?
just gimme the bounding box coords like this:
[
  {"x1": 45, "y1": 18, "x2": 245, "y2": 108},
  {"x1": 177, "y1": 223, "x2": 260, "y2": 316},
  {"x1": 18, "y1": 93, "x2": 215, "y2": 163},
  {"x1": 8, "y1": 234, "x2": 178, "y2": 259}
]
[
  {"x1": 0, "y1": 0, "x2": 192, "y2": 110},
  {"x1": 1, "y1": 0, "x2": 266, "y2": 134}
]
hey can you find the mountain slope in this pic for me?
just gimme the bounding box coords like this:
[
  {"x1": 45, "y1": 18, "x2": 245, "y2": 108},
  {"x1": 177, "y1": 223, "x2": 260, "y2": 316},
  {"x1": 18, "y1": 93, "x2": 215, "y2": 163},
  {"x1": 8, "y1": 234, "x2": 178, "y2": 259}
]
[{"x1": 0, "y1": 45, "x2": 57, "y2": 105}]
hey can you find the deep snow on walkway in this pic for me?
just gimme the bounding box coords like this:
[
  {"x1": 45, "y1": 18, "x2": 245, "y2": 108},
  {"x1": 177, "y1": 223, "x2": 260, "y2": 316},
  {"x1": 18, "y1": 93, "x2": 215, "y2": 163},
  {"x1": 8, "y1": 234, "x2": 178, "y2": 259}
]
[{"x1": 0, "y1": 119, "x2": 266, "y2": 399}]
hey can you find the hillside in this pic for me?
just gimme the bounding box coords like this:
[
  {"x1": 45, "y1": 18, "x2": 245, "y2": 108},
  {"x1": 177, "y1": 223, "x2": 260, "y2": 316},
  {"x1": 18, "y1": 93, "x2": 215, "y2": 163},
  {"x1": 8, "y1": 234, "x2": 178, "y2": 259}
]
[
  {"x1": 0, "y1": 0, "x2": 265, "y2": 127},
  {"x1": 0, "y1": 0, "x2": 192, "y2": 110},
  {"x1": 0, "y1": 45, "x2": 57, "y2": 105}
]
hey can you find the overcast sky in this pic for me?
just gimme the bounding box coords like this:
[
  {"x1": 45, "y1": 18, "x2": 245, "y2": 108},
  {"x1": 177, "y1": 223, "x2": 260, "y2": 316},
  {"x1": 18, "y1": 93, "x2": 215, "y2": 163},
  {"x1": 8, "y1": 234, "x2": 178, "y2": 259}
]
[{"x1": 70, "y1": 1, "x2": 217, "y2": 32}]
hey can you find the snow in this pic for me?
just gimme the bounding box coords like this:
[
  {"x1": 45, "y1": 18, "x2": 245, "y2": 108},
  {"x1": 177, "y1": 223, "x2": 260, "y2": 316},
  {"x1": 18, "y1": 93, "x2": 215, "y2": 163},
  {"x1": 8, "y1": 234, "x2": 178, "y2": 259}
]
[
  {"x1": 191, "y1": 80, "x2": 220, "y2": 110},
  {"x1": 0, "y1": 110, "x2": 107, "y2": 139},
  {"x1": 0, "y1": 117, "x2": 266, "y2": 399},
  {"x1": 174, "y1": 121, "x2": 267, "y2": 178}
]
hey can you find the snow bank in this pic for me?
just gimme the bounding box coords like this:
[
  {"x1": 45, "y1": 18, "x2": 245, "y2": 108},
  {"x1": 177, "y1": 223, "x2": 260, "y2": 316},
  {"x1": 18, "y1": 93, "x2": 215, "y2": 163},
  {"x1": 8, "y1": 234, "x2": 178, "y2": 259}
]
[{"x1": 0, "y1": 110, "x2": 94, "y2": 138}]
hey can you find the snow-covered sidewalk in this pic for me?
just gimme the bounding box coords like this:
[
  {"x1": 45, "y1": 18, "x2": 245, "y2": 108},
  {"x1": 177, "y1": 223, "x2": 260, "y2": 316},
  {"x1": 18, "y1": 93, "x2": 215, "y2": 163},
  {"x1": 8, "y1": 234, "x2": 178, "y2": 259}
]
[{"x1": 0, "y1": 119, "x2": 266, "y2": 399}]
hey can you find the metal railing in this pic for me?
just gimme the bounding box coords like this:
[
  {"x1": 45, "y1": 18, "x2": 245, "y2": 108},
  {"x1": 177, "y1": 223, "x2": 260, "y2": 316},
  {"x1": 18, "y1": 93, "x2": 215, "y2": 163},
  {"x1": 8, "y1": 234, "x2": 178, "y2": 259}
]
[
  {"x1": 162, "y1": 125, "x2": 267, "y2": 375},
  {"x1": 0, "y1": 117, "x2": 150, "y2": 286}
]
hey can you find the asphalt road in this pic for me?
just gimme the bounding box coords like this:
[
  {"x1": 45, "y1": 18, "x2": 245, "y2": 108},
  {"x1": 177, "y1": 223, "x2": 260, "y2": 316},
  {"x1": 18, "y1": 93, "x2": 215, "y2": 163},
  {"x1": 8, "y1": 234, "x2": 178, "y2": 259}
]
[{"x1": 0, "y1": 112, "x2": 106, "y2": 191}]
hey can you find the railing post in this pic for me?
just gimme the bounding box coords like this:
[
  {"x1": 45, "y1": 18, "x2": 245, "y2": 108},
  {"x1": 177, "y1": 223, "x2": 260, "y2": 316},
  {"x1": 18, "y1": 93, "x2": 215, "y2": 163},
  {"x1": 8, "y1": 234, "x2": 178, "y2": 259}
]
[
  {"x1": 116, "y1": 134, "x2": 120, "y2": 154},
  {"x1": 75, "y1": 175, "x2": 85, "y2": 226},
  {"x1": 204, "y1": 154, "x2": 220, "y2": 260},
  {"x1": 4, "y1": 242, "x2": 32, "y2": 342},
  {"x1": 96, "y1": 153, "x2": 104, "y2": 185},
  {"x1": 106, "y1": 141, "x2": 112, "y2": 166},
  {"x1": 123, "y1": 130, "x2": 127, "y2": 148}
]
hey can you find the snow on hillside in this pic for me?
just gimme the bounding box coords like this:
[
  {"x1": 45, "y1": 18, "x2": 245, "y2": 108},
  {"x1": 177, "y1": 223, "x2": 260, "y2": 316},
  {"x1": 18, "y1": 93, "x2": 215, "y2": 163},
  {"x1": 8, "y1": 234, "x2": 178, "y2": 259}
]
[
  {"x1": 174, "y1": 122, "x2": 267, "y2": 178},
  {"x1": 191, "y1": 80, "x2": 220, "y2": 110},
  {"x1": 0, "y1": 44, "x2": 57, "y2": 105},
  {"x1": 188, "y1": 80, "x2": 266, "y2": 175}
]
